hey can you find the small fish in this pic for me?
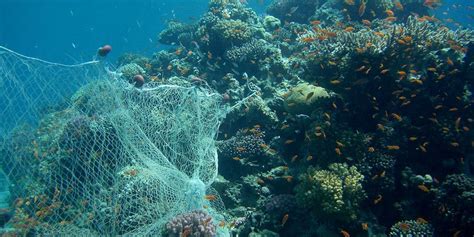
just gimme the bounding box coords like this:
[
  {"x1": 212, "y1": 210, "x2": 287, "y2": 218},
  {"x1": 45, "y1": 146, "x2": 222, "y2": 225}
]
[
  {"x1": 373, "y1": 194, "x2": 383, "y2": 204},
  {"x1": 219, "y1": 221, "x2": 226, "y2": 227},
  {"x1": 361, "y1": 223, "x2": 369, "y2": 231},
  {"x1": 344, "y1": 0, "x2": 355, "y2": 5},
  {"x1": 285, "y1": 139, "x2": 295, "y2": 144},
  {"x1": 344, "y1": 26, "x2": 355, "y2": 32},
  {"x1": 204, "y1": 195, "x2": 217, "y2": 201},
  {"x1": 359, "y1": 0, "x2": 367, "y2": 16},
  {"x1": 281, "y1": 214, "x2": 289, "y2": 226},
  {"x1": 386, "y1": 145, "x2": 400, "y2": 150},
  {"x1": 368, "y1": 147, "x2": 375, "y2": 152},
  {"x1": 394, "y1": 1, "x2": 404, "y2": 10},
  {"x1": 391, "y1": 113, "x2": 403, "y2": 122},
  {"x1": 362, "y1": 19, "x2": 371, "y2": 26},
  {"x1": 385, "y1": 9, "x2": 395, "y2": 17},
  {"x1": 340, "y1": 230, "x2": 350, "y2": 237},
  {"x1": 335, "y1": 147, "x2": 342, "y2": 156},
  {"x1": 306, "y1": 92, "x2": 315, "y2": 101},
  {"x1": 416, "y1": 218, "x2": 428, "y2": 224},
  {"x1": 409, "y1": 136, "x2": 418, "y2": 141},
  {"x1": 398, "y1": 222, "x2": 410, "y2": 231},
  {"x1": 306, "y1": 155, "x2": 313, "y2": 161},
  {"x1": 417, "y1": 184, "x2": 430, "y2": 192},
  {"x1": 291, "y1": 155, "x2": 298, "y2": 162}
]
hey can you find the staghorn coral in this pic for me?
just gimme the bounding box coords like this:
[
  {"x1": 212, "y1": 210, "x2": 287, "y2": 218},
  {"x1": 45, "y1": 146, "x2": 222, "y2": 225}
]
[
  {"x1": 389, "y1": 219, "x2": 433, "y2": 237},
  {"x1": 165, "y1": 210, "x2": 216, "y2": 237},
  {"x1": 295, "y1": 163, "x2": 365, "y2": 222}
]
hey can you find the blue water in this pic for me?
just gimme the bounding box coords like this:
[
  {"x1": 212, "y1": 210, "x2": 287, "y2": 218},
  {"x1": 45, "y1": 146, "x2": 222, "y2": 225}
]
[{"x1": 0, "y1": 0, "x2": 269, "y2": 64}]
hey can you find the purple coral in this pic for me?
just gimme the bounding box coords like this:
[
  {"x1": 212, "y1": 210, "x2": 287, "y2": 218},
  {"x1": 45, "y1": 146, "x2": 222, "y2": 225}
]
[{"x1": 165, "y1": 210, "x2": 217, "y2": 237}]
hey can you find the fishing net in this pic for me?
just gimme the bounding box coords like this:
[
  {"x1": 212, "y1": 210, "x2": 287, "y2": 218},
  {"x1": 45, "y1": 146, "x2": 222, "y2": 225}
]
[{"x1": 0, "y1": 46, "x2": 229, "y2": 236}]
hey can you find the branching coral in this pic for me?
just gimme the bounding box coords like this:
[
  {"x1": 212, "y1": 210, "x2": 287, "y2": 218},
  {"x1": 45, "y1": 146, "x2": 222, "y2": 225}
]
[{"x1": 295, "y1": 163, "x2": 365, "y2": 222}]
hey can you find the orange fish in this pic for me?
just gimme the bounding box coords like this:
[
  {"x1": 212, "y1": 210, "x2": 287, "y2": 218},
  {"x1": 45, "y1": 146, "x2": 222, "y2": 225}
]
[
  {"x1": 385, "y1": 10, "x2": 395, "y2": 17},
  {"x1": 361, "y1": 223, "x2": 369, "y2": 231},
  {"x1": 373, "y1": 194, "x2": 383, "y2": 204},
  {"x1": 417, "y1": 184, "x2": 430, "y2": 192},
  {"x1": 447, "y1": 57, "x2": 454, "y2": 66},
  {"x1": 204, "y1": 195, "x2": 217, "y2": 201},
  {"x1": 219, "y1": 221, "x2": 226, "y2": 227},
  {"x1": 359, "y1": 0, "x2": 367, "y2": 16},
  {"x1": 344, "y1": 26, "x2": 355, "y2": 32},
  {"x1": 395, "y1": 1, "x2": 404, "y2": 11},
  {"x1": 416, "y1": 217, "x2": 428, "y2": 224},
  {"x1": 391, "y1": 113, "x2": 403, "y2": 122},
  {"x1": 423, "y1": 0, "x2": 440, "y2": 9},
  {"x1": 344, "y1": 0, "x2": 355, "y2": 5},
  {"x1": 362, "y1": 19, "x2": 371, "y2": 26},
  {"x1": 281, "y1": 214, "x2": 289, "y2": 226},
  {"x1": 386, "y1": 145, "x2": 400, "y2": 150},
  {"x1": 335, "y1": 147, "x2": 342, "y2": 156},
  {"x1": 340, "y1": 230, "x2": 350, "y2": 237}
]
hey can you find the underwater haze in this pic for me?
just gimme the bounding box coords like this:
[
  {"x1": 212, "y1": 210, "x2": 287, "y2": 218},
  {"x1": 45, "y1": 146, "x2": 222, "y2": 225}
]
[{"x1": 0, "y1": 0, "x2": 474, "y2": 237}]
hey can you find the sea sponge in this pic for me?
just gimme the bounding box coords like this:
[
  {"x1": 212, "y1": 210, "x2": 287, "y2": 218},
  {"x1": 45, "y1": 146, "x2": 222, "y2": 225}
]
[
  {"x1": 296, "y1": 163, "x2": 365, "y2": 222},
  {"x1": 282, "y1": 82, "x2": 330, "y2": 114}
]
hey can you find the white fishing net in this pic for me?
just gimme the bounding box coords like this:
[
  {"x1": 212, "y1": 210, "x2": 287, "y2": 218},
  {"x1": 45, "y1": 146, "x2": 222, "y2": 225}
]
[{"x1": 0, "y1": 46, "x2": 228, "y2": 236}]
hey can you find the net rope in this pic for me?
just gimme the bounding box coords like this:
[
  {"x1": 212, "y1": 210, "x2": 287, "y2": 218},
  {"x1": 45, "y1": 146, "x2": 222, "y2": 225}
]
[{"x1": 0, "y1": 46, "x2": 228, "y2": 236}]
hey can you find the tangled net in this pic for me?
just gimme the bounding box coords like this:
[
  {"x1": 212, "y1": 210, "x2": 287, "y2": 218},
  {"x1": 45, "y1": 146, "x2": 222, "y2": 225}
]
[{"x1": 0, "y1": 46, "x2": 228, "y2": 236}]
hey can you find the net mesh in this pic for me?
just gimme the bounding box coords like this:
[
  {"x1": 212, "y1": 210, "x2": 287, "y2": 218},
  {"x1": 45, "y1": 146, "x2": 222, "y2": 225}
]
[{"x1": 0, "y1": 46, "x2": 228, "y2": 236}]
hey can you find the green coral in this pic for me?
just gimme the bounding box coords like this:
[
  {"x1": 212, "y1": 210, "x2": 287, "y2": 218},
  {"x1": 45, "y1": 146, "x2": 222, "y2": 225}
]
[
  {"x1": 296, "y1": 163, "x2": 365, "y2": 222},
  {"x1": 389, "y1": 220, "x2": 434, "y2": 237},
  {"x1": 283, "y1": 82, "x2": 330, "y2": 114}
]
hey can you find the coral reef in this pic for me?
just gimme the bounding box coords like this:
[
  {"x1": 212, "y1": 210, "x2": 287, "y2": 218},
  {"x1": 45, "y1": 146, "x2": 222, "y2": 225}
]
[{"x1": 2, "y1": 0, "x2": 474, "y2": 236}]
